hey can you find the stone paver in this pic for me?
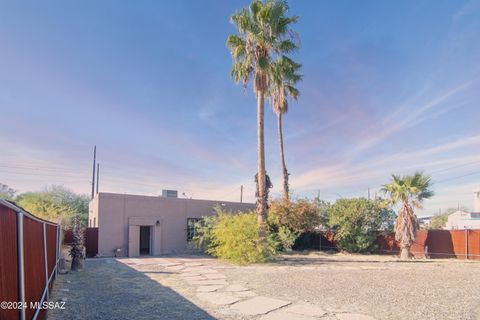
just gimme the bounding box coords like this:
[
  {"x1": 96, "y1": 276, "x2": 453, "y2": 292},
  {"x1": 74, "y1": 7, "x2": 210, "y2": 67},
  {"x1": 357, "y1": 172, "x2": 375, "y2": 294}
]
[
  {"x1": 259, "y1": 311, "x2": 317, "y2": 320},
  {"x1": 189, "y1": 279, "x2": 228, "y2": 286},
  {"x1": 197, "y1": 285, "x2": 225, "y2": 292},
  {"x1": 335, "y1": 313, "x2": 377, "y2": 320},
  {"x1": 225, "y1": 284, "x2": 249, "y2": 292},
  {"x1": 283, "y1": 304, "x2": 327, "y2": 317},
  {"x1": 233, "y1": 290, "x2": 257, "y2": 298},
  {"x1": 231, "y1": 296, "x2": 291, "y2": 315},
  {"x1": 204, "y1": 273, "x2": 227, "y2": 279},
  {"x1": 196, "y1": 292, "x2": 241, "y2": 306}
]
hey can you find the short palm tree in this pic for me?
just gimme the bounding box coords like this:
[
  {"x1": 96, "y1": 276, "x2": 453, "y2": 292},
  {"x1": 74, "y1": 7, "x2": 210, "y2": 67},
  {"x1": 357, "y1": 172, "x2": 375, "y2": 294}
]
[
  {"x1": 382, "y1": 172, "x2": 434, "y2": 259},
  {"x1": 227, "y1": 0, "x2": 299, "y2": 242},
  {"x1": 270, "y1": 56, "x2": 302, "y2": 200}
]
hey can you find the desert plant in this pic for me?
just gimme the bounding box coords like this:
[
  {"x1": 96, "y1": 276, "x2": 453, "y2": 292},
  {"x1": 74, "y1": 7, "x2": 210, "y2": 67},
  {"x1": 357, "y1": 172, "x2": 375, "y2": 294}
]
[
  {"x1": 207, "y1": 211, "x2": 277, "y2": 264},
  {"x1": 382, "y1": 172, "x2": 434, "y2": 259},
  {"x1": 191, "y1": 212, "x2": 219, "y2": 251},
  {"x1": 276, "y1": 225, "x2": 298, "y2": 251},
  {"x1": 227, "y1": 0, "x2": 299, "y2": 243},
  {"x1": 69, "y1": 215, "x2": 84, "y2": 271},
  {"x1": 328, "y1": 198, "x2": 395, "y2": 253},
  {"x1": 269, "y1": 198, "x2": 322, "y2": 233}
]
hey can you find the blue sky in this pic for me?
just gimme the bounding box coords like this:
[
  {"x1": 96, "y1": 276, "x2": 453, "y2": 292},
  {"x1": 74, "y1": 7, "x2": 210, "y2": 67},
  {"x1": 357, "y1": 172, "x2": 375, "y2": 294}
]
[{"x1": 1, "y1": 0, "x2": 479, "y2": 215}]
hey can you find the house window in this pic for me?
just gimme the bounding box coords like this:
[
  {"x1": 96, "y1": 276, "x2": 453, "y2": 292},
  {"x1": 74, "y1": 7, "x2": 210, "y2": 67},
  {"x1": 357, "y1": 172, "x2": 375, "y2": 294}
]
[{"x1": 186, "y1": 218, "x2": 200, "y2": 242}]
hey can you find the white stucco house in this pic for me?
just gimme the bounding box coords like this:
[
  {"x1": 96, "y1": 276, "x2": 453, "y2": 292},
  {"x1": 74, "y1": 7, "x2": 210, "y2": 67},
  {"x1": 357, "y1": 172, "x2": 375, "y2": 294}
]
[
  {"x1": 445, "y1": 188, "x2": 480, "y2": 230},
  {"x1": 445, "y1": 211, "x2": 480, "y2": 230}
]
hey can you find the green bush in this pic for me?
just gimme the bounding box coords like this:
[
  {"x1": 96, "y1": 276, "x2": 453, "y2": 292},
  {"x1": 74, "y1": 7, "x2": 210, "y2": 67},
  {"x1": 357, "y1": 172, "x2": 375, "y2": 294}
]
[
  {"x1": 275, "y1": 225, "x2": 298, "y2": 251},
  {"x1": 192, "y1": 207, "x2": 277, "y2": 264},
  {"x1": 191, "y1": 214, "x2": 217, "y2": 252},
  {"x1": 269, "y1": 198, "x2": 322, "y2": 233},
  {"x1": 328, "y1": 198, "x2": 395, "y2": 252}
]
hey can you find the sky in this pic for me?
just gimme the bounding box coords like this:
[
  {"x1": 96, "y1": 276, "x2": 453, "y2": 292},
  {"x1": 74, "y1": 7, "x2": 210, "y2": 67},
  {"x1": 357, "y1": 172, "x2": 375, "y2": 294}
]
[{"x1": 0, "y1": 0, "x2": 479, "y2": 215}]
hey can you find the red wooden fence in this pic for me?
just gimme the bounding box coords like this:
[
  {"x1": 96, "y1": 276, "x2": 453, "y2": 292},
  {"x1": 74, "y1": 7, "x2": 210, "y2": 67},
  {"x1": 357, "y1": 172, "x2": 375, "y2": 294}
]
[
  {"x1": 0, "y1": 203, "x2": 19, "y2": 320},
  {"x1": 62, "y1": 227, "x2": 98, "y2": 258},
  {"x1": 0, "y1": 200, "x2": 61, "y2": 320},
  {"x1": 316, "y1": 229, "x2": 480, "y2": 260},
  {"x1": 375, "y1": 230, "x2": 480, "y2": 260}
]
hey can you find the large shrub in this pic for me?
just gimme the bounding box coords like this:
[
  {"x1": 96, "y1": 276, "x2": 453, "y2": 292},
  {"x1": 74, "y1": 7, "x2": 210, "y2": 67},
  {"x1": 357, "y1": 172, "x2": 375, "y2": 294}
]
[
  {"x1": 269, "y1": 198, "x2": 322, "y2": 233},
  {"x1": 16, "y1": 185, "x2": 89, "y2": 227},
  {"x1": 193, "y1": 207, "x2": 276, "y2": 264},
  {"x1": 328, "y1": 198, "x2": 395, "y2": 252},
  {"x1": 191, "y1": 214, "x2": 217, "y2": 252}
]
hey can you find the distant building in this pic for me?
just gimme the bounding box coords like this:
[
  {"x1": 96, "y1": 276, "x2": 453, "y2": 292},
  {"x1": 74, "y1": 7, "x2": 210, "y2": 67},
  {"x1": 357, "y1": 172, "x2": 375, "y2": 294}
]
[
  {"x1": 445, "y1": 188, "x2": 480, "y2": 230},
  {"x1": 418, "y1": 216, "x2": 433, "y2": 227},
  {"x1": 445, "y1": 211, "x2": 480, "y2": 230},
  {"x1": 474, "y1": 188, "x2": 480, "y2": 212},
  {"x1": 89, "y1": 191, "x2": 254, "y2": 257}
]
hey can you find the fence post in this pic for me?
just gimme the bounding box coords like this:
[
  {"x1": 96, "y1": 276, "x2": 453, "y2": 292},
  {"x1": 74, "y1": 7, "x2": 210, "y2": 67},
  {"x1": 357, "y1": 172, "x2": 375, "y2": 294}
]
[
  {"x1": 43, "y1": 223, "x2": 49, "y2": 300},
  {"x1": 55, "y1": 226, "x2": 59, "y2": 277},
  {"x1": 16, "y1": 212, "x2": 26, "y2": 320},
  {"x1": 465, "y1": 229, "x2": 469, "y2": 260}
]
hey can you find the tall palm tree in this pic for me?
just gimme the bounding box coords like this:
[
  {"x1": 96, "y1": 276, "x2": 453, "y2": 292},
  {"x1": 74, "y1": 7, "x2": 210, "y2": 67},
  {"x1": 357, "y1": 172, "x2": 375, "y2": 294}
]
[
  {"x1": 227, "y1": 0, "x2": 299, "y2": 243},
  {"x1": 382, "y1": 172, "x2": 434, "y2": 259},
  {"x1": 270, "y1": 56, "x2": 301, "y2": 200}
]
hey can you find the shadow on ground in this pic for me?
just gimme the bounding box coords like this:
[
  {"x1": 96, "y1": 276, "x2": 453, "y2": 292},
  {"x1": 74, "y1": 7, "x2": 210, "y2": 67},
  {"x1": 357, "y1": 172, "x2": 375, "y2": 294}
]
[{"x1": 48, "y1": 259, "x2": 214, "y2": 320}]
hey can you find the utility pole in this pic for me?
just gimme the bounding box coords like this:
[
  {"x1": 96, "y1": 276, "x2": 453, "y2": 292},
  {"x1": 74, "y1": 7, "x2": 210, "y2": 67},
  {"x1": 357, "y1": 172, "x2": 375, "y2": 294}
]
[
  {"x1": 96, "y1": 163, "x2": 100, "y2": 194},
  {"x1": 317, "y1": 189, "x2": 320, "y2": 200},
  {"x1": 91, "y1": 146, "x2": 96, "y2": 200},
  {"x1": 240, "y1": 185, "x2": 243, "y2": 203},
  {"x1": 368, "y1": 188, "x2": 370, "y2": 200}
]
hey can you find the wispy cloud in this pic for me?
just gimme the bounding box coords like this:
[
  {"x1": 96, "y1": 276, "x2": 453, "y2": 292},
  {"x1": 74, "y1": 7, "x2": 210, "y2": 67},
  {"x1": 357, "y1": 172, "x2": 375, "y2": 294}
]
[{"x1": 352, "y1": 80, "x2": 474, "y2": 153}]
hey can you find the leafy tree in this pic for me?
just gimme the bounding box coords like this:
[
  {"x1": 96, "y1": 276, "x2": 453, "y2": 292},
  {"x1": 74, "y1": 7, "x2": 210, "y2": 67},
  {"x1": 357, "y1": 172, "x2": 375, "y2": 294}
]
[
  {"x1": 16, "y1": 185, "x2": 89, "y2": 227},
  {"x1": 428, "y1": 214, "x2": 448, "y2": 230},
  {"x1": 269, "y1": 198, "x2": 322, "y2": 233},
  {"x1": 227, "y1": 0, "x2": 299, "y2": 243},
  {"x1": 382, "y1": 172, "x2": 434, "y2": 259},
  {"x1": 328, "y1": 198, "x2": 395, "y2": 253},
  {"x1": 271, "y1": 55, "x2": 302, "y2": 200},
  {"x1": 314, "y1": 197, "x2": 331, "y2": 229},
  {"x1": 427, "y1": 207, "x2": 467, "y2": 230},
  {"x1": 0, "y1": 182, "x2": 16, "y2": 200}
]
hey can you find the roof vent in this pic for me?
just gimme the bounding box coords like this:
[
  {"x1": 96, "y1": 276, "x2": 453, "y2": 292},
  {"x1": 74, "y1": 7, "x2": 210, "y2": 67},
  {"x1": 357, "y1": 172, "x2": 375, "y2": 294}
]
[{"x1": 162, "y1": 189, "x2": 178, "y2": 198}]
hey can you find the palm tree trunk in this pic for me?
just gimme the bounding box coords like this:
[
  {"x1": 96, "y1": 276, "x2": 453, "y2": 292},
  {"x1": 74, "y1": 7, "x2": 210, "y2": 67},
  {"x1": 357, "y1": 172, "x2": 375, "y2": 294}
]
[
  {"x1": 277, "y1": 113, "x2": 289, "y2": 200},
  {"x1": 256, "y1": 92, "x2": 268, "y2": 244},
  {"x1": 400, "y1": 246, "x2": 410, "y2": 260}
]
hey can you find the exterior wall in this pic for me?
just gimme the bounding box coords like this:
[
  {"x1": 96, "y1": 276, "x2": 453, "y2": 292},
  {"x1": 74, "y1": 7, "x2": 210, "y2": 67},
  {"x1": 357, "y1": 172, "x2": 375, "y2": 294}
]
[
  {"x1": 93, "y1": 192, "x2": 255, "y2": 257},
  {"x1": 446, "y1": 210, "x2": 480, "y2": 230},
  {"x1": 474, "y1": 189, "x2": 480, "y2": 212}
]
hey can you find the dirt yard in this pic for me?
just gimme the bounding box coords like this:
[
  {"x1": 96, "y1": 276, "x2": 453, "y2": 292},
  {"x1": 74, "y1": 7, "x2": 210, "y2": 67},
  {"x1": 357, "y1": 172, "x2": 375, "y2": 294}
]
[{"x1": 48, "y1": 252, "x2": 480, "y2": 320}]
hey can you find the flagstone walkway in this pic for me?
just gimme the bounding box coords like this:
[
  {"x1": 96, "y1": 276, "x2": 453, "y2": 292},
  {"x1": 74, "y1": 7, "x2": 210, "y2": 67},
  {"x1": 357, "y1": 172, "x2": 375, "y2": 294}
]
[
  {"x1": 117, "y1": 256, "x2": 376, "y2": 320},
  {"x1": 49, "y1": 253, "x2": 480, "y2": 319}
]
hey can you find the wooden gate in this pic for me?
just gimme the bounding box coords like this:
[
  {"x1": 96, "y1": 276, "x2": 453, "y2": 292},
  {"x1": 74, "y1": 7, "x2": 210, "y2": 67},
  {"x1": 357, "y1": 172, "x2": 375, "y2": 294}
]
[{"x1": 85, "y1": 227, "x2": 98, "y2": 258}]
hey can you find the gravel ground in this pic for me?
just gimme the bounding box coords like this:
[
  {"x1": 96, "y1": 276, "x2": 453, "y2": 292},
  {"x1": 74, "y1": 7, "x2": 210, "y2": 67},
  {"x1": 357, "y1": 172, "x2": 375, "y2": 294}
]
[
  {"x1": 223, "y1": 253, "x2": 480, "y2": 320},
  {"x1": 48, "y1": 259, "x2": 215, "y2": 320},
  {"x1": 48, "y1": 253, "x2": 480, "y2": 320}
]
